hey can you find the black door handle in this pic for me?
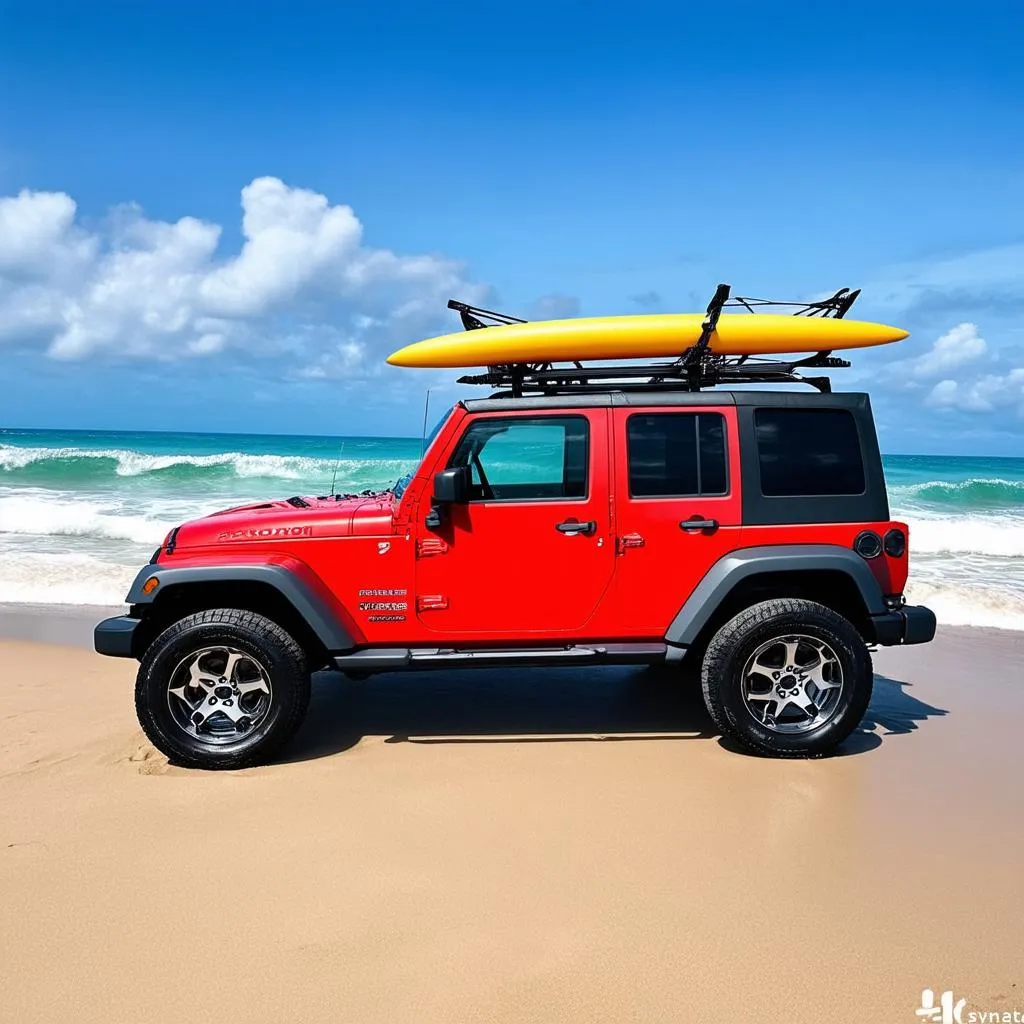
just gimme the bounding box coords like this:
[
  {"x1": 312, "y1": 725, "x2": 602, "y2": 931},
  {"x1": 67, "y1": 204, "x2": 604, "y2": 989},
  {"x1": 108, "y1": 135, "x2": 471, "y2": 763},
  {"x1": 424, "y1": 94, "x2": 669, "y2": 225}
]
[
  {"x1": 556, "y1": 519, "x2": 597, "y2": 536},
  {"x1": 680, "y1": 516, "x2": 719, "y2": 533}
]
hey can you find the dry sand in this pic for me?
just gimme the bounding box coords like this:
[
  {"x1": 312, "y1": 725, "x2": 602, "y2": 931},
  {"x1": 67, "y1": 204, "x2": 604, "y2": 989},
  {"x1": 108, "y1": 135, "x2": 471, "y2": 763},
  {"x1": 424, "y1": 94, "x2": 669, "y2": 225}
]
[{"x1": 1, "y1": 618, "x2": 1022, "y2": 1023}]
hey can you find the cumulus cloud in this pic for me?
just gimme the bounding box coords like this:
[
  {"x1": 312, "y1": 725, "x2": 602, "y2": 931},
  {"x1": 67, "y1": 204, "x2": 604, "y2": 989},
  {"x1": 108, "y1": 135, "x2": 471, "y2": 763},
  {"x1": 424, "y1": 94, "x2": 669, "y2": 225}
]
[
  {"x1": 928, "y1": 369, "x2": 1024, "y2": 413},
  {"x1": 0, "y1": 177, "x2": 486, "y2": 374},
  {"x1": 199, "y1": 177, "x2": 363, "y2": 317},
  {"x1": 910, "y1": 322, "x2": 987, "y2": 378},
  {"x1": 0, "y1": 189, "x2": 96, "y2": 276}
]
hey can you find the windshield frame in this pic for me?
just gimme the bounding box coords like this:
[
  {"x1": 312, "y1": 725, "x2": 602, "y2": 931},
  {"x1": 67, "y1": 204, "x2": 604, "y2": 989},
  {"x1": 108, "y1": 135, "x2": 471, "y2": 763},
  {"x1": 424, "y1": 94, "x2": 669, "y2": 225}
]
[{"x1": 393, "y1": 403, "x2": 456, "y2": 502}]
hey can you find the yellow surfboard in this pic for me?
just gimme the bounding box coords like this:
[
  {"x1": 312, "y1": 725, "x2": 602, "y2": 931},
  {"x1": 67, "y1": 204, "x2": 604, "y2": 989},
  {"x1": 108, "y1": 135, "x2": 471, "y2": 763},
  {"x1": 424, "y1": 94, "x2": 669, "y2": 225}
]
[{"x1": 387, "y1": 313, "x2": 909, "y2": 368}]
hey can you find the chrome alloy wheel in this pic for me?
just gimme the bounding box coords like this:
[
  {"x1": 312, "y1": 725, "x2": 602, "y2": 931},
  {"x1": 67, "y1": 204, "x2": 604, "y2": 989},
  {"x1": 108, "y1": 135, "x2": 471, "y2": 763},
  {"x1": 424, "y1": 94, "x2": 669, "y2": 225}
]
[
  {"x1": 166, "y1": 646, "x2": 273, "y2": 745},
  {"x1": 740, "y1": 634, "x2": 844, "y2": 734}
]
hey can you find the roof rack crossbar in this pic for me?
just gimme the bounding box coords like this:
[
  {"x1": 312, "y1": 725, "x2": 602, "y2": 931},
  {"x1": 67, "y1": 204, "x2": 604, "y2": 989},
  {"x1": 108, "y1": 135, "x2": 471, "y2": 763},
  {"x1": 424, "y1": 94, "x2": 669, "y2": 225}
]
[{"x1": 457, "y1": 353, "x2": 850, "y2": 396}]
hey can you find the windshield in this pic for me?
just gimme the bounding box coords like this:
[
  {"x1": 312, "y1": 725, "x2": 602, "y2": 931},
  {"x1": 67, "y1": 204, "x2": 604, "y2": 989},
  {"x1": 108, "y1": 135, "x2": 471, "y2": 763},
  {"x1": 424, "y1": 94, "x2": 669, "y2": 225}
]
[{"x1": 393, "y1": 404, "x2": 454, "y2": 500}]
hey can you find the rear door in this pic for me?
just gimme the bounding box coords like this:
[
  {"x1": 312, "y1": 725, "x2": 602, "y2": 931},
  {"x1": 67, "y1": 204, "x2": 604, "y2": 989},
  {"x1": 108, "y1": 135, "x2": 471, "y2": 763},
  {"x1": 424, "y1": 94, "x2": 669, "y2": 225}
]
[
  {"x1": 606, "y1": 405, "x2": 743, "y2": 635},
  {"x1": 415, "y1": 408, "x2": 614, "y2": 637}
]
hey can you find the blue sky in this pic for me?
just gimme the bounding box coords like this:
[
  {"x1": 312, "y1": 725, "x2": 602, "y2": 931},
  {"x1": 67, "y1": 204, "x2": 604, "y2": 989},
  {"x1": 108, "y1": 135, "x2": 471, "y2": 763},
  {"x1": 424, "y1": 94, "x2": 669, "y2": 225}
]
[{"x1": 1, "y1": 0, "x2": 1023, "y2": 454}]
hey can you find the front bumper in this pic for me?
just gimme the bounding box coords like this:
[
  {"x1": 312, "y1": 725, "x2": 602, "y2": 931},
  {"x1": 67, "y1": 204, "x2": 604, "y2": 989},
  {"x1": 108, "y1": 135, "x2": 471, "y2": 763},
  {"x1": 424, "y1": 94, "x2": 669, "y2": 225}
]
[
  {"x1": 870, "y1": 604, "x2": 937, "y2": 646},
  {"x1": 94, "y1": 615, "x2": 140, "y2": 658}
]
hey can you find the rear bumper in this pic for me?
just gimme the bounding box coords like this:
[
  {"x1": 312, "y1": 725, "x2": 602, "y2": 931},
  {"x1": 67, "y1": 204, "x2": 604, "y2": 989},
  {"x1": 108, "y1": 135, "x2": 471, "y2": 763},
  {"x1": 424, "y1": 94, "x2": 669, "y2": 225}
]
[
  {"x1": 870, "y1": 604, "x2": 937, "y2": 647},
  {"x1": 94, "y1": 615, "x2": 140, "y2": 658}
]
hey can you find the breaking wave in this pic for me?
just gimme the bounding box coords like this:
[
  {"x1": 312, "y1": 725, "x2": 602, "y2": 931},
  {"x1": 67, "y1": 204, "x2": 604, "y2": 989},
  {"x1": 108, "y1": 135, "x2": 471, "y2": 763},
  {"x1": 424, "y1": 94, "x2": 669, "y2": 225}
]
[
  {"x1": 902, "y1": 514, "x2": 1024, "y2": 559},
  {"x1": 0, "y1": 444, "x2": 414, "y2": 488},
  {"x1": 6, "y1": 442, "x2": 1022, "y2": 508},
  {"x1": 890, "y1": 477, "x2": 1024, "y2": 510},
  {"x1": 0, "y1": 494, "x2": 178, "y2": 545}
]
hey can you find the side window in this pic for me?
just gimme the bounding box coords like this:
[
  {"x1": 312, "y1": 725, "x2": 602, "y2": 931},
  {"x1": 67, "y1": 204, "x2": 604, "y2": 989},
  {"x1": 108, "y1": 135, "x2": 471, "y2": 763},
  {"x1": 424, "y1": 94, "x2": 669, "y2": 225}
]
[
  {"x1": 754, "y1": 409, "x2": 865, "y2": 496},
  {"x1": 448, "y1": 416, "x2": 589, "y2": 501},
  {"x1": 626, "y1": 412, "x2": 728, "y2": 497}
]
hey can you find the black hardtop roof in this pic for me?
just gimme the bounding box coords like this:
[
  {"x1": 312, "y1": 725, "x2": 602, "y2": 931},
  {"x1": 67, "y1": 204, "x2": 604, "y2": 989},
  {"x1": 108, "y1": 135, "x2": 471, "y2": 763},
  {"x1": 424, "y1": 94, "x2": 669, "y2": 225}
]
[{"x1": 463, "y1": 390, "x2": 872, "y2": 414}]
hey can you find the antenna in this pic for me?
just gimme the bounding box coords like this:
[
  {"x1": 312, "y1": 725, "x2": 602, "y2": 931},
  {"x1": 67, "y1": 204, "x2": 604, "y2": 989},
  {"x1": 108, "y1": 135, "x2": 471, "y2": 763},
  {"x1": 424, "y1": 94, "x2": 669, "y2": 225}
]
[
  {"x1": 329, "y1": 440, "x2": 346, "y2": 498},
  {"x1": 420, "y1": 387, "x2": 435, "y2": 455}
]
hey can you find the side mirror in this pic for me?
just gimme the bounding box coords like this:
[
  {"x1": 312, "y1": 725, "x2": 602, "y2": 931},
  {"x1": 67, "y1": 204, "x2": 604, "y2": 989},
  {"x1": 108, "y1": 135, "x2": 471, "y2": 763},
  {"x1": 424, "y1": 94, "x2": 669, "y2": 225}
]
[{"x1": 433, "y1": 466, "x2": 470, "y2": 504}]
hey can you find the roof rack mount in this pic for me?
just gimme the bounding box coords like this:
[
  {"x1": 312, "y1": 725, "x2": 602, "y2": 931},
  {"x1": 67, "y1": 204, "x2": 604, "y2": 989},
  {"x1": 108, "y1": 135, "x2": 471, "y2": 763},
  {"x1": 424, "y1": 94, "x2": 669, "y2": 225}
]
[
  {"x1": 447, "y1": 283, "x2": 861, "y2": 396},
  {"x1": 459, "y1": 353, "x2": 850, "y2": 396}
]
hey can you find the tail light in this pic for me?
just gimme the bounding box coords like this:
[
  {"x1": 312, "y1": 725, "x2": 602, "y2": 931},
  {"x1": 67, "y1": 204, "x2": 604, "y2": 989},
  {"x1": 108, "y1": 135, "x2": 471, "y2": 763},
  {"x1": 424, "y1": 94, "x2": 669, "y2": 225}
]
[{"x1": 883, "y1": 528, "x2": 906, "y2": 558}]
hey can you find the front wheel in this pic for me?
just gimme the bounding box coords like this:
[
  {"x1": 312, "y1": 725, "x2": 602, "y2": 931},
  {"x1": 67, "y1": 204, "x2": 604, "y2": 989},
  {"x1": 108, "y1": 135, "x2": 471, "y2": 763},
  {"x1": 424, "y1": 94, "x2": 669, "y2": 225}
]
[
  {"x1": 701, "y1": 598, "x2": 873, "y2": 758},
  {"x1": 135, "y1": 609, "x2": 311, "y2": 770}
]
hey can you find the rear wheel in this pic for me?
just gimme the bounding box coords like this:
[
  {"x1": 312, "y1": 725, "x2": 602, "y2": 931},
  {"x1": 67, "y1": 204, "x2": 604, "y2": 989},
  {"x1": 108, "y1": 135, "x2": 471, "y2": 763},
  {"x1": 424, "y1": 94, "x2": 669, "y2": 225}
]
[
  {"x1": 135, "y1": 608, "x2": 311, "y2": 770},
  {"x1": 701, "y1": 598, "x2": 872, "y2": 758}
]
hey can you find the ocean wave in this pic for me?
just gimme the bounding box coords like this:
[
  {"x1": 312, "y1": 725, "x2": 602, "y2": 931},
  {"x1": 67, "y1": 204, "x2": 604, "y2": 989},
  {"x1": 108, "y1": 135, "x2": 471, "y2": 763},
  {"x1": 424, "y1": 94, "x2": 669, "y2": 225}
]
[
  {"x1": 0, "y1": 494, "x2": 176, "y2": 545},
  {"x1": 0, "y1": 551, "x2": 135, "y2": 605},
  {"x1": 6, "y1": 441, "x2": 1022, "y2": 506},
  {"x1": 902, "y1": 514, "x2": 1024, "y2": 558},
  {"x1": 890, "y1": 476, "x2": 1024, "y2": 510},
  {"x1": 0, "y1": 444, "x2": 416, "y2": 487}
]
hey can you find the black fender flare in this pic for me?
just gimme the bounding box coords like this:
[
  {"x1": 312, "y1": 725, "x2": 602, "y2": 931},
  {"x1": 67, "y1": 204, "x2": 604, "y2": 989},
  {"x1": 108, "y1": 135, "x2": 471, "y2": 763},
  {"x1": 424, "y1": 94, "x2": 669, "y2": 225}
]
[
  {"x1": 125, "y1": 563, "x2": 355, "y2": 652},
  {"x1": 664, "y1": 544, "x2": 886, "y2": 648}
]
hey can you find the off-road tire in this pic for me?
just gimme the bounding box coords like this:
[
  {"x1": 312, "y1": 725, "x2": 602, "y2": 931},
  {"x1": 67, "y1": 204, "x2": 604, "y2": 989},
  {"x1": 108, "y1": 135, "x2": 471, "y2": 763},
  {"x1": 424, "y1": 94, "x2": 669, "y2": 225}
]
[
  {"x1": 135, "y1": 608, "x2": 311, "y2": 770},
  {"x1": 701, "y1": 598, "x2": 873, "y2": 758}
]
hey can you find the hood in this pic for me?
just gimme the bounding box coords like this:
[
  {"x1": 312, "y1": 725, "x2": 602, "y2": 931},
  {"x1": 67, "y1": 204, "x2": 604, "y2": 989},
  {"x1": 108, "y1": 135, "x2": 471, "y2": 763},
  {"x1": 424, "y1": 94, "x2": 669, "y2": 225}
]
[{"x1": 164, "y1": 492, "x2": 397, "y2": 552}]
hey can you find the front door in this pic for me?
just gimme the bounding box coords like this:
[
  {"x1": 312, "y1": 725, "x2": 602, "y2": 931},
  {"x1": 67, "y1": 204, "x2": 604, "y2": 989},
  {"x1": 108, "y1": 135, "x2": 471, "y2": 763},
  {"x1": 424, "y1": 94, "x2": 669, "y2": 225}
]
[{"x1": 415, "y1": 409, "x2": 614, "y2": 637}]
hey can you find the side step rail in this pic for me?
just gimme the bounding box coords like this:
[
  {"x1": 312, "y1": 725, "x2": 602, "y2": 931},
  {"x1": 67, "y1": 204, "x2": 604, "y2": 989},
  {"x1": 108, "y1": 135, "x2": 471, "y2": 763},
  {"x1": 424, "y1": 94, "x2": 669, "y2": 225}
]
[{"x1": 333, "y1": 643, "x2": 667, "y2": 673}]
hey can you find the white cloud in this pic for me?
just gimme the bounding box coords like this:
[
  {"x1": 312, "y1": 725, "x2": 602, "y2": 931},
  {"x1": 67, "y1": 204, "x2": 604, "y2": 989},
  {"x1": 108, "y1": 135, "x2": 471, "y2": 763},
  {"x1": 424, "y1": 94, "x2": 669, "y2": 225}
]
[
  {"x1": 866, "y1": 243, "x2": 1024, "y2": 315},
  {"x1": 296, "y1": 338, "x2": 367, "y2": 380},
  {"x1": 199, "y1": 177, "x2": 362, "y2": 317},
  {"x1": 0, "y1": 177, "x2": 486, "y2": 374},
  {"x1": 911, "y1": 322, "x2": 987, "y2": 378},
  {"x1": 928, "y1": 369, "x2": 1024, "y2": 413},
  {"x1": 0, "y1": 189, "x2": 96, "y2": 276}
]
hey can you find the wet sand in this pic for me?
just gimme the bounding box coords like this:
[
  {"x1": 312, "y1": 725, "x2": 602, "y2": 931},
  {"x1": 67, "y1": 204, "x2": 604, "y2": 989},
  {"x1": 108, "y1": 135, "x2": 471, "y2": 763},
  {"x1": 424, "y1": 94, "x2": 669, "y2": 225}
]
[{"x1": 1, "y1": 617, "x2": 1022, "y2": 1023}]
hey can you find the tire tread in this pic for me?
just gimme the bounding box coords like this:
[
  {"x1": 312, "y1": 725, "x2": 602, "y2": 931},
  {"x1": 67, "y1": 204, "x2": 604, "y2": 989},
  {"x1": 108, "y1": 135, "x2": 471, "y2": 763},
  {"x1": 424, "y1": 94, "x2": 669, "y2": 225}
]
[
  {"x1": 701, "y1": 598, "x2": 873, "y2": 759},
  {"x1": 135, "y1": 608, "x2": 310, "y2": 770}
]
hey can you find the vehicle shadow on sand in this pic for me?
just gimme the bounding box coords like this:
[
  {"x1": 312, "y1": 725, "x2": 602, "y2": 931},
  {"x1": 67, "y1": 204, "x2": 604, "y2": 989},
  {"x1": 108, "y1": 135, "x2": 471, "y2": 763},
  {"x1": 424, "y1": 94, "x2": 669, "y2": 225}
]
[
  {"x1": 281, "y1": 667, "x2": 948, "y2": 764},
  {"x1": 836, "y1": 673, "x2": 950, "y2": 756}
]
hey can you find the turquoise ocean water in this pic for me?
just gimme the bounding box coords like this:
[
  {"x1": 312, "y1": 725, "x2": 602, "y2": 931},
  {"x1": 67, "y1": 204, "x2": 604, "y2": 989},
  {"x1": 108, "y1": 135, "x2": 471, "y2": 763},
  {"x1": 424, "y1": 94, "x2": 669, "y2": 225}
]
[{"x1": 1, "y1": 427, "x2": 1022, "y2": 629}]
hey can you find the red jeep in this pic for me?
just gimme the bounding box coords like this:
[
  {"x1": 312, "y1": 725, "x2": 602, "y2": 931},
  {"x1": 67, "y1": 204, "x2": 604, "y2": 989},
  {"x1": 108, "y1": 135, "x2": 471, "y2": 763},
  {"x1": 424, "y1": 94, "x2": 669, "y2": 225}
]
[{"x1": 95, "y1": 289, "x2": 936, "y2": 768}]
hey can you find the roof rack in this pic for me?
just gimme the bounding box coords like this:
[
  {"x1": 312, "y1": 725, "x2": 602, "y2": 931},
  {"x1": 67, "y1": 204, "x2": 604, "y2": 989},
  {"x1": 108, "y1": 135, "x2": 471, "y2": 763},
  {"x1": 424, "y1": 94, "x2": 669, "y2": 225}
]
[
  {"x1": 448, "y1": 284, "x2": 860, "y2": 397},
  {"x1": 447, "y1": 299, "x2": 527, "y2": 331}
]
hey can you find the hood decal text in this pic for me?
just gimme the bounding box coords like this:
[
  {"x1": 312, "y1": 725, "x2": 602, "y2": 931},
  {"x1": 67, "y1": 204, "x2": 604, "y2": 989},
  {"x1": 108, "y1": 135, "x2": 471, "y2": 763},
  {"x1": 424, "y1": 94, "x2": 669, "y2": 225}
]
[{"x1": 217, "y1": 526, "x2": 312, "y2": 542}]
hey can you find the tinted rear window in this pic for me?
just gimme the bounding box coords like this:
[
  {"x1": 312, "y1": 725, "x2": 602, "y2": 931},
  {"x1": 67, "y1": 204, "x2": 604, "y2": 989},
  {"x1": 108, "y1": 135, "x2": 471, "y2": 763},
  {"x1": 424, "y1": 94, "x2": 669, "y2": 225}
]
[
  {"x1": 627, "y1": 412, "x2": 728, "y2": 497},
  {"x1": 754, "y1": 409, "x2": 865, "y2": 496}
]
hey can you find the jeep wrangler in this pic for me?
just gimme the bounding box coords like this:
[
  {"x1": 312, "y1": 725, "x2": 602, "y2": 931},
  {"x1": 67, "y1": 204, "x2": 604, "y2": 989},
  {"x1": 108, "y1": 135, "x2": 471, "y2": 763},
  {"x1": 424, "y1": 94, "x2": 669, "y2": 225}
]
[{"x1": 95, "y1": 290, "x2": 936, "y2": 769}]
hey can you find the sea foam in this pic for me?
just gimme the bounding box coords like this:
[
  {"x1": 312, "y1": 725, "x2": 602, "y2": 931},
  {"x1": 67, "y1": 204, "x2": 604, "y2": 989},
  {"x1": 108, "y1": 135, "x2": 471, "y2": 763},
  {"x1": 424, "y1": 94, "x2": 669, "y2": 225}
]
[
  {"x1": 0, "y1": 551, "x2": 136, "y2": 605},
  {"x1": 899, "y1": 513, "x2": 1024, "y2": 559},
  {"x1": 0, "y1": 494, "x2": 178, "y2": 545}
]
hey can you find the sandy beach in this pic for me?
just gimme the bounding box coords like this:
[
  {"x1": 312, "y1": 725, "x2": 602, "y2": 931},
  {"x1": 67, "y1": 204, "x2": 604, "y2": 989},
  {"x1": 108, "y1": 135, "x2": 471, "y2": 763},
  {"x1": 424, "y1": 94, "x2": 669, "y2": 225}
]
[{"x1": 1, "y1": 611, "x2": 1022, "y2": 1023}]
